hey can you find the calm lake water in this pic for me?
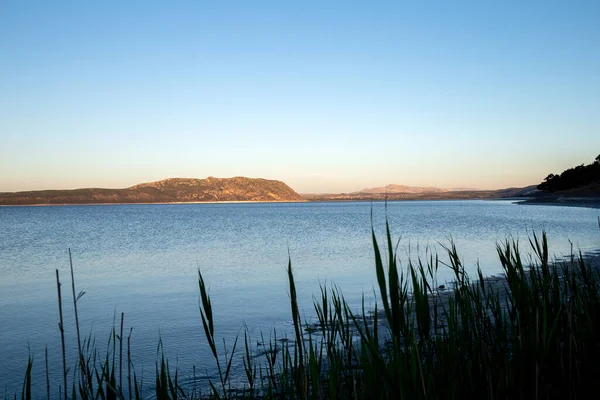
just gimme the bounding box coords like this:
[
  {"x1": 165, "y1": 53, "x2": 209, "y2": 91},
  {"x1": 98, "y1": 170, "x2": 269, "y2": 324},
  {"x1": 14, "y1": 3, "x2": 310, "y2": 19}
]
[{"x1": 1, "y1": 200, "x2": 599, "y2": 395}]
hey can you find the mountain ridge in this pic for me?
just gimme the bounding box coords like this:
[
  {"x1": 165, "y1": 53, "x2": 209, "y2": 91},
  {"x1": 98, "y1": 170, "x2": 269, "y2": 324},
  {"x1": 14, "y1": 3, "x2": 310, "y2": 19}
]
[
  {"x1": 0, "y1": 178, "x2": 542, "y2": 206},
  {"x1": 0, "y1": 177, "x2": 305, "y2": 205}
]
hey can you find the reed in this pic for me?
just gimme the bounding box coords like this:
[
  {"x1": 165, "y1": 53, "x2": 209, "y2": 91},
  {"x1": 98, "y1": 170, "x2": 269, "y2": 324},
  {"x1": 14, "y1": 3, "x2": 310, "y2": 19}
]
[
  {"x1": 55, "y1": 269, "x2": 67, "y2": 400},
  {"x1": 198, "y1": 270, "x2": 239, "y2": 399},
  {"x1": 45, "y1": 345, "x2": 49, "y2": 400}
]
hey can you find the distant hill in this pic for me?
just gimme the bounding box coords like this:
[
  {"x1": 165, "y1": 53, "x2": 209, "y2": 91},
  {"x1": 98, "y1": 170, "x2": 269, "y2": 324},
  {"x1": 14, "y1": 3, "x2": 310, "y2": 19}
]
[
  {"x1": 303, "y1": 185, "x2": 537, "y2": 202},
  {"x1": 0, "y1": 177, "x2": 305, "y2": 205},
  {"x1": 356, "y1": 184, "x2": 450, "y2": 194}
]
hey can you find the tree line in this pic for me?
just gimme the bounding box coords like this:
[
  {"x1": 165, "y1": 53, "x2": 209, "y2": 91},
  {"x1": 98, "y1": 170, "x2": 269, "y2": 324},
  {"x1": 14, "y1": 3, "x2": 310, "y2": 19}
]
[{"x1": 538, "y1": 154, "x2": 600, "y2": 191}]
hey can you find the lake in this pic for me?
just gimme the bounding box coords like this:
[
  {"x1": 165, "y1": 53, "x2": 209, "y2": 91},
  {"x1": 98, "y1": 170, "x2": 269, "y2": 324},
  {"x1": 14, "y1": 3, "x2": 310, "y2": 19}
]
[{"x1": 1, "y1": 200, "x2": 599, "y2": 396}]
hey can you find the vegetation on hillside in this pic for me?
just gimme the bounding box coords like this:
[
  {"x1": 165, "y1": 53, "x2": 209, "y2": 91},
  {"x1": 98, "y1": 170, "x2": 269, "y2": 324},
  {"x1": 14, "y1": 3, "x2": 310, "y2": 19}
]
[
  {"x1": 538, "y1": 154, "x2": 600, "y2": 192},
  {"x1": 7, "y1": 221, "x2": 600, "y2": 399}
]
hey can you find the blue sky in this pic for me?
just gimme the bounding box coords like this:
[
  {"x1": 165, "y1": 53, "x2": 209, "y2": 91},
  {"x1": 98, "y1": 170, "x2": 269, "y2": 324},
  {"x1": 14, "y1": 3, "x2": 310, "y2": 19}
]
[{"x1": 1, "y1": 1, "x2": 599, "y2": 193}]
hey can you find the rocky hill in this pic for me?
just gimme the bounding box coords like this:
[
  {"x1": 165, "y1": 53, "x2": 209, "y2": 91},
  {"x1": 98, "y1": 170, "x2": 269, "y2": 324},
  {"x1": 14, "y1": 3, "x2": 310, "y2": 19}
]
[{"x1": 0, "y1": 177, "x2": 305, "y2": 205}]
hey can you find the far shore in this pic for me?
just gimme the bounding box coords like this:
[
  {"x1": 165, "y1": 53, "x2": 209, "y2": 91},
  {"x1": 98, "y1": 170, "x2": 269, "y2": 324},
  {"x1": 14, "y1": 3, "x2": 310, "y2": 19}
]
[
  {"x1": 0, "y1": 199, "x2": 310, "y2": 207},
  {"x1": 2, "y1": 196, "x2": 600, "y2": 209},
  {"x1": 0, "y1": 198, "x2": 524, "y2": 207}
]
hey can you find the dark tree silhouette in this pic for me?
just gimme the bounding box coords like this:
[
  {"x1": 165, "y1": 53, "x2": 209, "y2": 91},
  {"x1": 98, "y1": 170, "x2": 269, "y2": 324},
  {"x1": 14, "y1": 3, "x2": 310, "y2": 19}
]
[{"x1": 538, "y1": 155, "x2": 600, "y2": 192}]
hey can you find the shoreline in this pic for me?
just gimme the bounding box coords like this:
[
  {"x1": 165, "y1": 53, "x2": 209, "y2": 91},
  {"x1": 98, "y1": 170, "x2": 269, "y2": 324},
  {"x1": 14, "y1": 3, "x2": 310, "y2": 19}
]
[
  {"x1": 1, "y1": 196, "x2": 599, "y2": 209},
  {"x1": 0, "y1": 198, "x2": 518, "y2": 208},
  {"x1": 0, "y1": 197, "x2": 535, "y2": 208},
  {"x1": 0, "y1": 199, "x2": 309, "y2": 207},
  {"x1": 516, "y1": 197, "x2": 600, "y2": 209}
]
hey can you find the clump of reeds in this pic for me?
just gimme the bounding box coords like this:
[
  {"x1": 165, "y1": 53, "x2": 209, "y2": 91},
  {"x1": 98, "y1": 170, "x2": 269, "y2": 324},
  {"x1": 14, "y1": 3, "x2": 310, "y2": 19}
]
[
  {"x1": 15, "y1": 252, "x2": 147, "y2": 400},
  {"x1": 196, "y1": 221, "x2": 600, "y2": 399},
  {"x1": 9, "y1": 222, "x2": 600, "y2": 399}
]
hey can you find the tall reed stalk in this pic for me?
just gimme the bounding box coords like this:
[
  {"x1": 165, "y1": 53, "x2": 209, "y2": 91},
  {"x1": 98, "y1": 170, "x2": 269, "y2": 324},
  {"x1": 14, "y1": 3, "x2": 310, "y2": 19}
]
[{"x1": 55, "y1": 269, "x2": 67, "y2": 400}]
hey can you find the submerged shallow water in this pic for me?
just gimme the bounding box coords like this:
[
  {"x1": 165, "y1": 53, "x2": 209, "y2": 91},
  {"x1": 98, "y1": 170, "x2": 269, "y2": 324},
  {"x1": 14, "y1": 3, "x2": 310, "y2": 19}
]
[{"x1": 0, "y1": 200, "x2": 598, "y2": 395}]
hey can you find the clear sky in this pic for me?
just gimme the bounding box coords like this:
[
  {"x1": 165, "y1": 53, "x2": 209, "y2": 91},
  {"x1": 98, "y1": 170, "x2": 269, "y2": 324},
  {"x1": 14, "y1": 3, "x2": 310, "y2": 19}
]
[{"x1": 1, "y1": 1, "x2": 599, "y2": 193}]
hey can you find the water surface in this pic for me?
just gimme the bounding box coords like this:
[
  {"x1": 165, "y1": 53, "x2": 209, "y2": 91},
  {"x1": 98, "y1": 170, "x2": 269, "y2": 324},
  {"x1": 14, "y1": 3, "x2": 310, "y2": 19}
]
[{"x1": 0, "y1": 200, "x2": 598, "y2": 395}]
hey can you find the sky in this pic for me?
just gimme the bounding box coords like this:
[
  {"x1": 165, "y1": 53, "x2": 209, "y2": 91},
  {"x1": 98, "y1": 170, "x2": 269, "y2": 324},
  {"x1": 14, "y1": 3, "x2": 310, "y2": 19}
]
[{"x1": 1, "y1": 1, "x2": 599, "y2": 193}]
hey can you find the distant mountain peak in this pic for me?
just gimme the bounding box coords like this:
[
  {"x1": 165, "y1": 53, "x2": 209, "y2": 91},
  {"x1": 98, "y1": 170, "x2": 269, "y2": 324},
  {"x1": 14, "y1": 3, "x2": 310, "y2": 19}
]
[{"x1": 356, "y1": 184, "x2": 450, "y2": 194}]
